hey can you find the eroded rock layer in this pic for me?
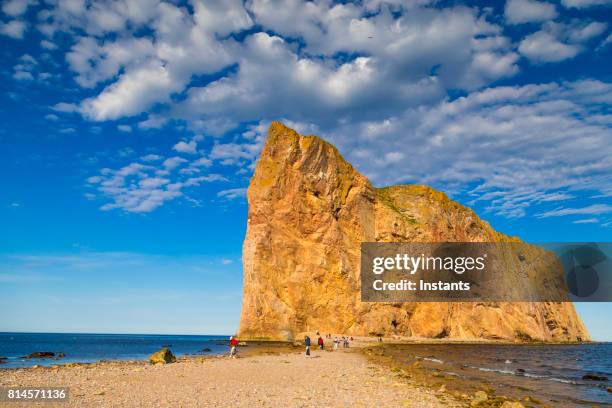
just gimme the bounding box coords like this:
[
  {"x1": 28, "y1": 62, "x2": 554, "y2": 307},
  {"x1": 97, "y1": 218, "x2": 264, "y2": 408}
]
[{"x1": 238, "y1": 122, "x2": 589, "y2": 342}]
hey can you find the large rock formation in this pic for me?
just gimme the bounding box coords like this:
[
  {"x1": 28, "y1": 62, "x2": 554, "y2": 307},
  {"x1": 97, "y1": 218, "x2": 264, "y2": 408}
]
[{"x1": 238, "y1": 122, "x2": 589, "y2": 342}]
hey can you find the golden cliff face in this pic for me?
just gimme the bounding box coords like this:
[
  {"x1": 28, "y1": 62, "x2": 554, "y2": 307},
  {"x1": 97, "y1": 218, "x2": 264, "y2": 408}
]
[{"x1": 238, "y1": 122, "x2": 589, "y2": 342}]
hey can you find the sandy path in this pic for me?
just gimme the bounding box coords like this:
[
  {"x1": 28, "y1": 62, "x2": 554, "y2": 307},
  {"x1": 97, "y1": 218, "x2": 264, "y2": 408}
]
[{"x1": 0, "y1": 348, "x2": 457, "y2": 407}]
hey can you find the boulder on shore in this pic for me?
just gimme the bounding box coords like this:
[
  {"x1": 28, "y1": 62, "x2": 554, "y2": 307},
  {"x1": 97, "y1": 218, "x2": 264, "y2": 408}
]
[{"x1": 149, "y1": 347, "x2": 176, "y2": 364}]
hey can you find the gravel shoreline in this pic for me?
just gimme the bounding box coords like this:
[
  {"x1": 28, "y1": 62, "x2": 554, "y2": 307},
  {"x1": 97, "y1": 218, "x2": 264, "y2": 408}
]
[{"x1": 0, "y1": 347, "x2": 458, "y2": 407}]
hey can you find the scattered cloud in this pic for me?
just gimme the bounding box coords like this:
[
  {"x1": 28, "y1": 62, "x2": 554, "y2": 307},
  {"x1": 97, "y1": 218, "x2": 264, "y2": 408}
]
[
  {"x1": 173, "y1": 140, "x2": 198, "y2": 154},
  {"x1": 505, "y1": 0, "x2": 557, "y2": 24},
  {"x1": 2, "y1": 0, "x2": 611, "y2": 220},
  {"x1": 86, "y1": 150, "x2": 227, "y2": 212},
  {"x1": 162, "y1": 156, "x2": 187, "y2": 170},
  {"x1": 0, "y1": 19, "x2": 26, "y2": 38},
  {"x1": 2, "y1": 0, "x2": 35, "y2": 17},
  {"x1": 519, "y1": 31, "x2": 580, "y2": 63},
  {"x1": 51, "y1": 102, "x2": 79, "y2": 113},
  {"x1": 27, "y1": 1, "x2": 520, "y2": 131},
  {"x1": 217, "y1": 188, "x2": 247, "y2": 200},
  {"x1": 573, "y1": 218, "x2": 600, "y2": 223},
  {"x1": 41, "y1": 39, "x2": 57, "y2": 50},
  {"x1": 141, "y1": 154, "x2": 161, "y2": 162},
  {"x1": 561, "y1": 0, "x2": 612, "y2": 8},
  {"x1": 536, "y1": 204, "x2": 612, "y2": 218},
  {"x1": 318, "y1": 80, "x2": 612, "y2": 218},
  {"x1": 12, "y1": 53, "x2": 37, "y2": 80},
  {"x1": 518, "y1": 20, "x2": 607, "y2": 63}
]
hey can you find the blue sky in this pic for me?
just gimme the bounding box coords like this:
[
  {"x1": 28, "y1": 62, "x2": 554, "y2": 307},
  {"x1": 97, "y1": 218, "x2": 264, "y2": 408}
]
[{"x1": 1, "y1": 0, "x2": 611, "y2": 339}]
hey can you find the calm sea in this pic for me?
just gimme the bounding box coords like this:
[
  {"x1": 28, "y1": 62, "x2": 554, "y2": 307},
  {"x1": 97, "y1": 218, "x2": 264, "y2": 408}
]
[
  {"x1": 382, "y1": 343, "x2": 612, "y2": 407},
  {"x1": 0, "y1": 332, "x2": 229, "y2": 368}
]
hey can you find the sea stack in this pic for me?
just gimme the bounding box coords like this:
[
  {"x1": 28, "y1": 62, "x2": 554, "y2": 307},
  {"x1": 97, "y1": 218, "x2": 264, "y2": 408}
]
[{"x1": 238, "y1": 122, "x2": 589, "y2": 342}]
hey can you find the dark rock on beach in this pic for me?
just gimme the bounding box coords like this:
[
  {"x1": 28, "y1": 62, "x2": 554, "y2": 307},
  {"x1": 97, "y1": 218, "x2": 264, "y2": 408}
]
[
  {"x1": 22, "y1": 352, "x2": 57, "y2": 359},
  {"x1": 0, "y1": 356, "x2": 7, "y2": 364},
  {"x1": 582, "y1": 373, "x2": 608, "y2": 381}
]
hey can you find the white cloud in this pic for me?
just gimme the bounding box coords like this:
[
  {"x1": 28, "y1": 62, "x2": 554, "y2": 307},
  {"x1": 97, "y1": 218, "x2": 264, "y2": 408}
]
[
  {"x1": 599, "y1": 33, "x2": 612, "y2": 49},
  {"x1": 117, "y1": 124, "x2": 132, "y2": 132},
  {"x1": 13, "y1": 70, "x2": 33, "y2": 80},
  {"x1": 86, "y1": 154, "x2": 226, "y2": 213},
  {"x1": 0, "y1": 19, "x2": 26, "y2": 38},
  {"x1": 192, "y1": 157, "x2": 212, "y2": 167},
  {"x1": 573, "y1": 218, "x2": 600, "y2": 223},
  {"x1": 518, "y1": 21, "x2": 606, "y2": 63},
  {"x1": 505, "y1": 0, "x2": 557, "y2": 24},
  {"x1": 24, "y1": 1, "x2": 519, "y2": 128},
  {"x1": 567, "y1": 21, "x2": 608, "y2": 43},
  {"x1": 2, "y1": 0, "x2": 34, "y2": 16},
  {"x1": 51, "y1": 102, "x2": 79, "y2": 113},
  {"x1": 537, "y1": 204, "x2": 612, "y2": 218},
  {"x1": 141, "y1": 154, "x2": 161, "y2": 161},
  {"x1": 41, "y1": 39, "x2": 57, "y2": 50},
  {"x1": 561, "y1": 0, "x2": 612, "y2": 8},
  {"x1": 162, "y1": 156, "x2": 187, "y2": 170},
  {"x1": 217, "y1": 188, "x2": 247, "y2": 200},
  {"x1": 12, "y1": 53, "x2": 38, "y2": 80},
  {"x1": 519, "y1": 31, "x2": 581, "y2": 63},
  {"x1": 173, "y1": 140, "x2": 198, "y2": 154},
  {"x1": 80, "y1": 62, "x2": 182, "y2": 120}
]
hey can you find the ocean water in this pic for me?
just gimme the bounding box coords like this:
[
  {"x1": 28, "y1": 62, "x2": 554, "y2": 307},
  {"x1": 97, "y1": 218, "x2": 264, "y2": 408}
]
[
  {"x1": 2, "y1": 333, "x2": 611, "y2": 406},
  {"x1": 381, "y1": 343, "x2": 612, "y2": 407},
  {"x1": 0, "y1": 332, "x2": 230, "y2": 368}
]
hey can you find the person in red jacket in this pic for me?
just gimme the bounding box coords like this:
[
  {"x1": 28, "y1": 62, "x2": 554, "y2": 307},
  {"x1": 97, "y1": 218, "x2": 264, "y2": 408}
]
[
  {"x1": 317, "y1": 336, "x2": 324, "y2": 350},
  {"x1": 229, "y1": 336, "x2": 238, "y2": 358}
]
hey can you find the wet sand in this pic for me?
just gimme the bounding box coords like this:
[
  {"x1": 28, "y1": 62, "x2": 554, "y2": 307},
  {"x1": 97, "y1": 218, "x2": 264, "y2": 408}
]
[{"x1": 362, "y1": 342, "x2": 612, "y2": 408}]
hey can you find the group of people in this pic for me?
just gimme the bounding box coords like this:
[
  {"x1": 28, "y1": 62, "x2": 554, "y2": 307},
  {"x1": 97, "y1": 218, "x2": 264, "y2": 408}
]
[
  {"x1": 228, "y1": 332, "x2": 354, "y2": 358},
  {"x1": 304, "y1": 331, "x2": 353, "y2": 356},
  {"x1": 332, "y1": 336, "x2": 351, "y2": 350}
]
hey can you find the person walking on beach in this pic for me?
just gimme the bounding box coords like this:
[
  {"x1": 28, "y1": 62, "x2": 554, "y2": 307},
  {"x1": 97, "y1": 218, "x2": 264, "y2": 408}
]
[
  {"x1": 318, "y1": 335, "x2": 324, "y2": 350},
  {"x1": 333, "y1": 337, "x2": 338, "y2": 350},
  {"x1": 305, "y1": 335, "x2": 311, "y2": 357},
  {"x1": 229, "y1": 336, "x2": 238, "y2": 358}
]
